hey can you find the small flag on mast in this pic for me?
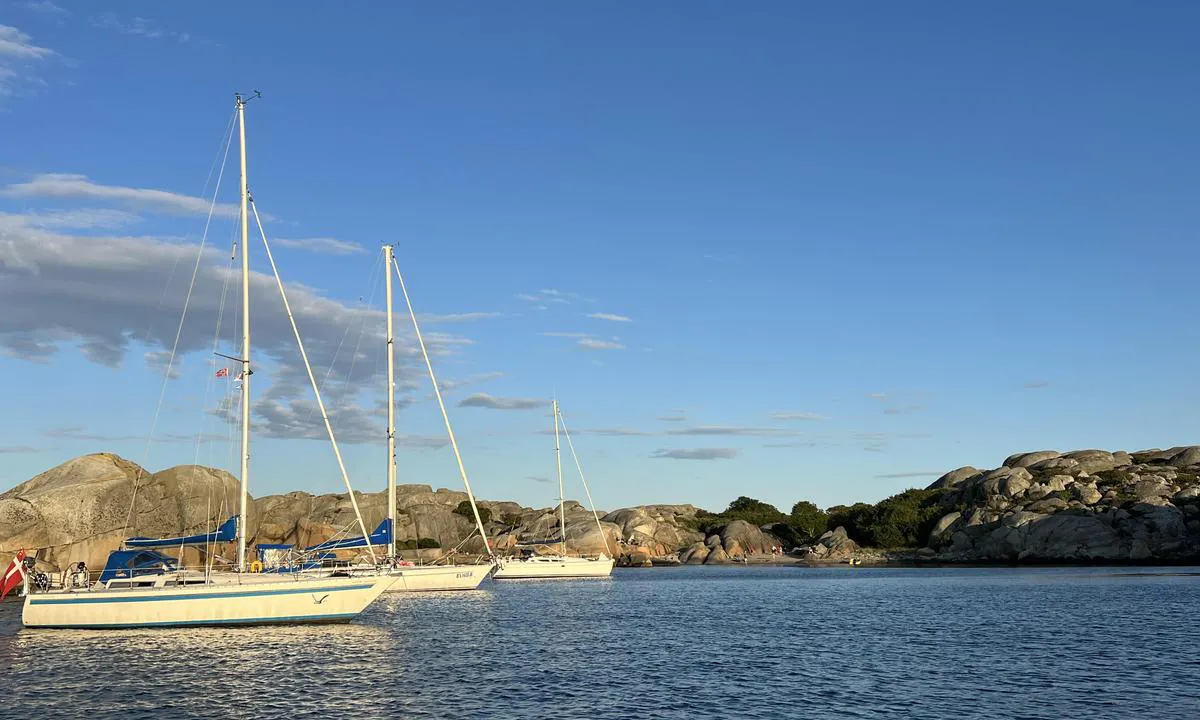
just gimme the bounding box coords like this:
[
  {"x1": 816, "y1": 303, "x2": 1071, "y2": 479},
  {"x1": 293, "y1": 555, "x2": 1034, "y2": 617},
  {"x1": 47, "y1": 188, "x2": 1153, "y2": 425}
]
[{"x1": 215, "y1": 368, "x2": 229, "y2": 377}]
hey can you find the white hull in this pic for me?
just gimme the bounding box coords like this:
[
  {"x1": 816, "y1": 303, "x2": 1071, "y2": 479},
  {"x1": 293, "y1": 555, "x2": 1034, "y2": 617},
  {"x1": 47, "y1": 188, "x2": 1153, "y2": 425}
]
[
  {"x1": 493, "y1": 555, "x2": 614, "y2": 580},
  {"x1": 376, "y1": 563, "x2": 494, "y2": 592},
  {"x1": 22, "y1": 574, "x2": 394, "y2": 629}
]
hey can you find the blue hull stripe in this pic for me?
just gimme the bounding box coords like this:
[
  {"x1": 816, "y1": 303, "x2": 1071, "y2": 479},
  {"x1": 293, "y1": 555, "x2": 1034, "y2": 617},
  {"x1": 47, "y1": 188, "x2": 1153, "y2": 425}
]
[
  {"x1": 28, "y1": 583, "x2": 375, "y2": 606},
  {"x1": 27, "y1": 612, "x2": 359, "y2": 629}
]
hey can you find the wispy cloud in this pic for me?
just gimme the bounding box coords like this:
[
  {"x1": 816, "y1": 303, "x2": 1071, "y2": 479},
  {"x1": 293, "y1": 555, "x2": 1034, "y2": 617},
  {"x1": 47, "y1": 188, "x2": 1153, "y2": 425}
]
[
  {"x1": 578, "y1": 338, "x2": 625, "y2": 351},
  {"x1": 657, "y1": 415, "x2": 687, "y2": 423},
  {"x1": 883, "y1": 405, "x2": 922, "y2": 415},
  {"x1": 1023, "y1": 381, "x2": 1051, "y2": 389},
  {"x1": 770, "y1": 411, "x2": 828, "y2": 421},
  {"x1": 543, "y1": 426, "x2": 654, "y2": 437},
  {"x1": 273, "y1": 237, "x2": 366, "y2": 256},
  {"x1": 542, "y1": 331, "x2": 591, "y2": 338},
  {"x1": 528, "y1": 475, "x2": 553, "y2": 484},
  {"x1": 3, "y1": 173, "x2": 239, "y2": 217},
  {"x1": 668, "y1": 425, "x2": 803, "y2": 438},
  {"x1": 586, "y1": 312, "x2": 631, "y2": 323},
  {"x1": 0, "y1": 445, "x2": 40, "y2": 454},
  {"x1": 43, "y1": 425, "x2": 204, "y2": 443},
  {"x1": 517, "y1": 288, "x2": 590, "y2": 307},
  {"x1": 22, "y1": 2, "x2": 67, "y2": 15},
  {"x1": 143, "y1": 350, "x2": 181, "y2": 380},
  {"x1": 90, "y1": 13, "x2": 193, "y2": 43},
  {"x1": 867, "y1": 392, "x2": 888, "y2": 402},
  {"x1": 7, "y1": 208, "x2": 142, "y2": 231},
  {"x1": 420, "y1": 312, "x2": 503, "y2": 324},
  {"x1": 0, "y1": 24, "x2": 55, "y2": 97},
  {"x1": 651, "y1": 448, "x2": 737, "y2": 460},
  {"x1": 0, "y1": 24, "x2": 54, "y2": 59},
  {"x1": 434, "y1": 371, "x2": 504, "y2": 394},
  {"x1": 458, "y1": 393, "x2": 549, "y2": 410}
]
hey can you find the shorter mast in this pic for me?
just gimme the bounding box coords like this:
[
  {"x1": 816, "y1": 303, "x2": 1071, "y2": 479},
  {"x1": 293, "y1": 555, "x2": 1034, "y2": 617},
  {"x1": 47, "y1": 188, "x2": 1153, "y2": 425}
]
[
  {"x1": 554, "y1": 399, "x2": 566, "y2": 557},
  {"x1": 383, "y1": 245, "x2": 397, "y2": 558},
  {"x1": 390, "y1": 254, "x2": 495, "y2": 561}
]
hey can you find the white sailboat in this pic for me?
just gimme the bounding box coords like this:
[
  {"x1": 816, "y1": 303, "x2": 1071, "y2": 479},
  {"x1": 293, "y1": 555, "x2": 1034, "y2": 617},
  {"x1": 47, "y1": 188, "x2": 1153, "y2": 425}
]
[
  {"x1": 493, "y1": 401, "x2": 614, "y2": 579},
  {"x1": 281, "y1": 246, "x2": 497, "y2": 590},
  {"x1": 370, "y1": 246, "x2": 495, "y2": 591},
  {"x1": 22, "y1": 93, "x2": 394, "y2": 628}
]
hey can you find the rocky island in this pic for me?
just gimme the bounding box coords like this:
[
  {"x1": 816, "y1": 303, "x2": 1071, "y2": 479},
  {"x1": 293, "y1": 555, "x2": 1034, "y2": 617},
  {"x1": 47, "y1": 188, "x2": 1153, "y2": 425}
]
[{"x1": 2, "y1": 446, "x2": 1199, "y2": 573}]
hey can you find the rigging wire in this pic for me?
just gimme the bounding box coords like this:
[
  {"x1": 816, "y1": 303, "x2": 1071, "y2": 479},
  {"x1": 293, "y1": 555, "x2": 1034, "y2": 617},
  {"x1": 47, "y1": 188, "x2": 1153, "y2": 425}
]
[
  {"x1": 120, "y1": 112, "x2": 237, "y2": 538},
  {"x1": 558, "y1": 410, "x2": 614, "y2": 557},
  {"x1": 250, "y1": 198, "x2": 377, "y2": 564}
]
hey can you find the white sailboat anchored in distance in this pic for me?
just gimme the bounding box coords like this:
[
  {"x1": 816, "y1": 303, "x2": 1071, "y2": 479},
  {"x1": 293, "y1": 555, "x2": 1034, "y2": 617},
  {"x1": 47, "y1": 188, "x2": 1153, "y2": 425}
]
[
  {"x1": 361, "y1": 245, "x2": 495, "y2": 591},
  {"x1": 493, "y1": 400, "x2": 614, "y2": 579},
  {"x1": 21, "y1": 93, "x2": 394, "y2": 628}
]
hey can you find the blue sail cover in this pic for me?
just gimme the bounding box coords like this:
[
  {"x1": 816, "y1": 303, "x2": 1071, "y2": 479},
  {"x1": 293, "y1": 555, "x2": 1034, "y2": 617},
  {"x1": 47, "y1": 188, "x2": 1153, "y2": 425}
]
[
  {"x1": 98, "y1": 549, "x2": 179, "y2": 582},
  {"x1": 125, "y1": 516, "x2": 238, "y2": 548},
  {"x1": 305, "y1": 519, "x2": 392, "y2": 552}
]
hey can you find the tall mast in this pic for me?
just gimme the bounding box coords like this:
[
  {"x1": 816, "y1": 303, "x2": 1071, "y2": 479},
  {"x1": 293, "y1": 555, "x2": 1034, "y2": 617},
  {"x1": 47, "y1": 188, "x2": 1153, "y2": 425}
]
[
  {"x1": 383, "y1": 244, "x2": 397, "y2": 558},
  {"x1": 555, "y1": 399, "x2": 565, "y2": 557},
  {"x1": 236, "y1": 93, "x2": 251, "y2": 573}
]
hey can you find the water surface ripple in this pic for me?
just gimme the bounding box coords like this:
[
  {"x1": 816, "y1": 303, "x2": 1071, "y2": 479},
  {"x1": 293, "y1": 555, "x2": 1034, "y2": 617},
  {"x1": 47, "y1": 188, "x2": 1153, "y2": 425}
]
[{"x1": 1, "y1": 566, "x2": 1197, "y2": 719}]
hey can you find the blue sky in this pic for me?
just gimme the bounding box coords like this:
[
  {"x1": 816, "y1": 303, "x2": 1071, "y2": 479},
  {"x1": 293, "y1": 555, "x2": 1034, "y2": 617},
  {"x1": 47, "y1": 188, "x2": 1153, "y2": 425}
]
[{"x1": 1, "y1": 1, "x2": 1199, "y2": 513}]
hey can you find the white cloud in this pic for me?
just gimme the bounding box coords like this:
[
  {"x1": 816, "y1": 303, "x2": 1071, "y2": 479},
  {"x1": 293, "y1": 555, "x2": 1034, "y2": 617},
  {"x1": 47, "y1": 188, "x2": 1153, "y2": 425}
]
[
  {"x1": 3, "y1": 173, "x2": 239, "y2": 218},
  {"x1": 770, "y1": 411, "x2": 829, "y2": 421},
  {"x1": 883, "y1": 405, "x2": 922, "y2": 415},
  {"x1": 0, "y1": 25, "x2": 54, "y2": 59},
  {"x1": 0, "y1": 24, "x2": 54, "y2": 97},
  {"x1": 273, "y1": 237, "x2": 366, "y2": 256},
  {"x1": 586, "y1": 312, "x2": 631, "y2": 323},
  {"x1": 867, "y1": 392, "x2": 888, "y2": 401},
  {"x1": 577, "y1": 338, "x2": 624, "y2": 351},
  {"x1": 2, "y1": 208, "x2": 142, "y2": 231},
  {"x1": 419, "y1": 312, "x2": 503, "y2": 324},
  {"x1": 90, "y1": 13, "x2": 192, "y2": 43},
  {"x1": 0, "y1": 222, "x2": 476, "y2": 445},
  {"x1": 650, "y1": 448, "x2": 737, "y2": 460},
  {"x1": 22, "y1": 2, "x2": 67, "y2": 15}
]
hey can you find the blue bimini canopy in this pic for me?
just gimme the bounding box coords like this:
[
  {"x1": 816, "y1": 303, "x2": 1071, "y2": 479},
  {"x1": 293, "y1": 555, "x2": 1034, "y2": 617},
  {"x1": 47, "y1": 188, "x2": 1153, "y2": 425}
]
[
  {"x1": 98, "y1": 549, "x2": 178, "y2": 583},
  {"x1": 305, "y1": 519, "x2": 392, "y2": 552},
  {"x1": 125, "y1": 516, "x2": 237, "y2": 549}
]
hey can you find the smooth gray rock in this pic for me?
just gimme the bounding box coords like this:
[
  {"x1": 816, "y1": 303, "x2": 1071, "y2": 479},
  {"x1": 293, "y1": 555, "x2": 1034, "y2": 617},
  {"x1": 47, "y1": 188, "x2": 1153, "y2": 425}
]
[
  {"x1": 928, "y1": 466, "x2": 980, "y2": 490},
  {"x1": 927, "y1": 512, "x2": 962, "y2": 547},
  {"x1": 1074, "y1": 483, "x2": 1104, "y2": 506},
  {"x1": 1062, "y1": 450, "x2": 1119, "y2": 474},
  {"x1": 1003, "y1": 451, "x2": 1060, "y2": 469}
]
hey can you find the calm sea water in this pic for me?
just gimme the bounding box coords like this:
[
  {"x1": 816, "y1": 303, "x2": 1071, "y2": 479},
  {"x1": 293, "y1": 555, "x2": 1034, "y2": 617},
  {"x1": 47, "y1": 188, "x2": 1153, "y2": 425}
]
[{"x1": 0, "y1": 566, "x2": 1197, "y2": 719}]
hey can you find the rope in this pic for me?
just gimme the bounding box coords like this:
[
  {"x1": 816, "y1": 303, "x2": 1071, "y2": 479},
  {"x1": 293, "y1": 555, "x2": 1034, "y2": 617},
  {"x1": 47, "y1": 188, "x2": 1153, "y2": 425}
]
[
  {"x1": 250, "y1": 199, "x2": 376, "y2": 564},
  {"x1": 390, "y1": 252, "x2": 495, "y2": 562}
]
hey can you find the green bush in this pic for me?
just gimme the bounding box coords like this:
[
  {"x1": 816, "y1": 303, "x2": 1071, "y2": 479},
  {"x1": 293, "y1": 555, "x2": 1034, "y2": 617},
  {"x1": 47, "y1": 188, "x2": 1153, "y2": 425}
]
[
  {"x1": 684, "y1": 497, "x2": 788, "y2": 536},
  {"x1": 453, "y1": 500, "x2": 492, "y2": 525},
  {"x1": 826, "y1": 490, "x2": 946, "y2": 548},
  {"x1": 788, "y1": 501, "x2": 828, "y2": 541},
  {"x1": 722, "y1": 496, "x2": 787, "y2": 526}
]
